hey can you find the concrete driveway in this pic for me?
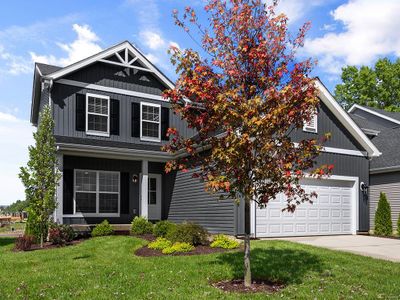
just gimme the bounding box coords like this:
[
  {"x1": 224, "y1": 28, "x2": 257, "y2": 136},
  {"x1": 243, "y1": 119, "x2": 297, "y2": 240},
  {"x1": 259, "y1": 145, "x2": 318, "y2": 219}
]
[{"x1": 280, "y1": 235, "x2": 400, "y2": 262}]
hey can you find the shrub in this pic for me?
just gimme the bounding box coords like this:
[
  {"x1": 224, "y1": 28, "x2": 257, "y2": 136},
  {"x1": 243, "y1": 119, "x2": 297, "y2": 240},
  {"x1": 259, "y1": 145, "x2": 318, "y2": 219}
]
[
  {"x1": 210, "y1": 234, "x2": 240, "y2": 249},
  {"x1": 131, "y1": 217, "x2": 153, "y2": 235},
  {"x1": 375, "y1": 192, "x2": 393, "y2": 236},
  {"x1": 14, "y1": 235, "x2": 34, "y2": 251},
  {"x1": 165, "y1": 222, "x2": 209, "y2": 246},
  {"x1": 153, "y1": 220, "x2": 176, "y2": 237},
  {"x1": 397, "y1": 213, "x2": 400, "y2": 236},
  {"x1": 48, "y1": 224, "x2": 75, "y2": 245},
  {"x1": 148, "y1": 237, "x2": 172, "y2": 250},
  {"x1": 162, "y1": 242, "x2": 194, "y2": 254},
  {"x1": 91, "y1": 220, "x2": 114, "y2": 237}
]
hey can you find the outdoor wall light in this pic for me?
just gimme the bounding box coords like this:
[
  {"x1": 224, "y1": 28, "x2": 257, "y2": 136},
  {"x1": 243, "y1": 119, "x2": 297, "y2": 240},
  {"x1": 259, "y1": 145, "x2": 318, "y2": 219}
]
[
  {"x1": 132, "y1": 174, "x2": 139, "y2": 184},
  {"x1": 360, "y1": 182, "x2": 369, "y2": 196}
]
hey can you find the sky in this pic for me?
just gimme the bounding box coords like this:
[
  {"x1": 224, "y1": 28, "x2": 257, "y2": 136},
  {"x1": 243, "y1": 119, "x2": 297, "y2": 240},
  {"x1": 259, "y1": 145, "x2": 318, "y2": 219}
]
[{"x1": 1, "y1": 0, "x2": 400, "y2": 205}]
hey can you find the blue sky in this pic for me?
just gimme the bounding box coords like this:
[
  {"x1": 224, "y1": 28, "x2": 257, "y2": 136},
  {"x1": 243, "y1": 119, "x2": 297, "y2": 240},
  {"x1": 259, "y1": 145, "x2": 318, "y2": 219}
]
[{"x1": 1, "y1": 0, "x2": 400, "y2": 205}]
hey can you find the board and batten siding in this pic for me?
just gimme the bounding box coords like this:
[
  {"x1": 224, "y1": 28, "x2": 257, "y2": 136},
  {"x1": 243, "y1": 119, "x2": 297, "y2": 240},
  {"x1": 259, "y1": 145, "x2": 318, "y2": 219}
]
[
  {"x1": 51, "y1": 82, "x2": 197, "y2": 145},
  {"x1": 370, "y1": 172, "x2": 400, "y2": 231},
  {"x1": 168, "y1": 168, "x2": 241, "y2": 235}
]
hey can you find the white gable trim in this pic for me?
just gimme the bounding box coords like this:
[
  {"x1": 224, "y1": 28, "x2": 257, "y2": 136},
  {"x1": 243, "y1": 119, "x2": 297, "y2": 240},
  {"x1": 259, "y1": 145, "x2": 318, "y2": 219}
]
[
  {"x1": 315, "y1": 79, "x2": 381, "y2": 157},
  {"x1": 44, "y1": 41, "x2": 175, "y2": 90},
  {"x1": 348, "y1": 104, "x2": 400, "y2": 126}
]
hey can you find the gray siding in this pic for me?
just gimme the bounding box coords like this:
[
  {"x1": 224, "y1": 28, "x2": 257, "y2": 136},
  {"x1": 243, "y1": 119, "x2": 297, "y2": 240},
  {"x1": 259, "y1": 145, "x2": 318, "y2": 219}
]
[
  {"x1": 51, "y1": 82, "x2": 197, "y2": 147},
  {"x1": 168, "y1": 168, "x2": 239, "y2": 235},
  {"x1": 370, "y1": 172, "x2": 400, "y2": 231},
  {"x1": 292, "y1": 101, "x2": 365, "y2": 151}
]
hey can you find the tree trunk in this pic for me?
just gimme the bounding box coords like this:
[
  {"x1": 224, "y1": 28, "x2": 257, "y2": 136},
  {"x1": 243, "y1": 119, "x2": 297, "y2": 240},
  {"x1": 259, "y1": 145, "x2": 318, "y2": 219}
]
[
  {"x1": 40, "y1": 233, "x2": 44, "y2": 248},
  {"x1": 244, "y1": 195, "x2": 252, "y2": 287}
]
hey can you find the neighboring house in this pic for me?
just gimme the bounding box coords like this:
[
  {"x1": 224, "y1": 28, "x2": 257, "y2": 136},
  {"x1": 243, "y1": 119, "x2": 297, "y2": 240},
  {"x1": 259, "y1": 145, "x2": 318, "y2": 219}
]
[
  {"x1": 349, "y1": 104, "x2": 400, "y2": 231},
  {"x1": 30, "y1": 41, "x2": 380, "y2": 237}
]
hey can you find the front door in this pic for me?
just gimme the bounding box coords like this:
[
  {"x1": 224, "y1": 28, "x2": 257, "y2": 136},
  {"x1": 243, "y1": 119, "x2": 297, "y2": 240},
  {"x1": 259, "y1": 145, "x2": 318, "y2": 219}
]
[{"x1": 147, "y1": 174, "x2": 162, "y2": 220}]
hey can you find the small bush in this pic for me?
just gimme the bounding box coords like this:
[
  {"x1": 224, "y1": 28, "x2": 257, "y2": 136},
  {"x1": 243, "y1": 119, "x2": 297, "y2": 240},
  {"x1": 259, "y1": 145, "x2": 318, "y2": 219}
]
[
  {"x1": 210, "y1": 234, "x2": 240, "y2": 249},
  {"x1": 397, "y1": 213, "x2": 400, "y2": 236},
  {"x1": 162, "y1": 242, "x2": 194, "y2": 254},
  {"x1": 91, "y1": 220, "x2": 114, "y2": 237},
  {"x1": 153, "y1": 220, "x2": 176, "y2": 237},
  {"x1": 14, "y1": 235, "x2": 34, "y2": 251},
  {"x1": 48, "y1": 224, "x2": 75, "y2": 245},
  {"x1": 148, "y1": 237, "x2": 172, "y2": 250},
  {"x1": 131, "y1": 217, "x2": 153, "y2": 235},
  {"x1": 165, "y1": 222, "x2": 209, "y2": 246},
  {"x1": 374, "y1": 192, "x2": 392, "y2": 236}
]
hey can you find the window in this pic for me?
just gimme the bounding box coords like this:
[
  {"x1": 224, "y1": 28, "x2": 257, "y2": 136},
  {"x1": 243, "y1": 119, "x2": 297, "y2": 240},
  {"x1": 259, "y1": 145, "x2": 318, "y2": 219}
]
[
  {"x1": 75, "y1": 170, "x2": 119, "y2": 216},
  {"x1": 86, "y1": 93, "x2": 110, "y2": 136},
  {"x1": 148, "y1": 177, "x2": 157, "y2": 205},
  {"x1": 141, "y1": 102, "x2": 161, "y2": 142},
  {"x1": 303, "y1": 113, "x2": 317, "y2": 133}
]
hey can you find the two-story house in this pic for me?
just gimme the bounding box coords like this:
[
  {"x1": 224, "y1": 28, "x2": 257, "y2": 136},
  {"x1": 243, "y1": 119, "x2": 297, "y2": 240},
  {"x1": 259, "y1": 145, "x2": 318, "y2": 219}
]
[{"x1": 30, "y1": 41, "x2": 380, "y2": 237}]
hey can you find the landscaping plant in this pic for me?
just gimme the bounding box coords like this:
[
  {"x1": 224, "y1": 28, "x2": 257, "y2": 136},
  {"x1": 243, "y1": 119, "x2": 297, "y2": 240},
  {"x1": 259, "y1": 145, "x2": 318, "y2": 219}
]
[
  {"x1": 162, "y1": 242, "x2": 194, "y2": 254},
  {"x1": 398, "y1": 213, "x2": 400, "y2": 236},
  {"x1": 165, "y1": 222, "x2": 209, "y2": 246},
  {"x1": 211, "y1": 234, "x2": 240, "y2": 249},
  {"x1": 19, "y1": 105, "x2": 61, "y2": 247},
  {"x1": 130, "y1": 216, "x2": 153, "y2": 235},
  {"x1": 148, "y1": 237, "x2": 173, "y2": 250},
  {"x1": 163, "y1": 0, "x2": 331, "y2": 286},
  {"x1": 14, "y1": 235, "x2": 34, "y2": 251},
  {"x1": 374, "y1": 192, "x2": 393, "y2": 236},
  {"x1": 153, "y1": 220, "x2": 176, "y2": 237},
  {"x1": 91, "y1": 220, "x2": 114, "y2": 237},
  {"x1": 48, "y1": 224, "x2": 75, "y2": 245}
]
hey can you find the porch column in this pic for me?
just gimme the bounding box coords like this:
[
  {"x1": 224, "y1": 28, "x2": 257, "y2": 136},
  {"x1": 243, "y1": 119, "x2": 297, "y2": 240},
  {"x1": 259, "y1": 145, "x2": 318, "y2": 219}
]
[
  {"x1": 141, "y1": 160, "x2": 149, "y2": 219},
  {"x1": 55, "y1": 153, "x2": 63, "y2": 224}
]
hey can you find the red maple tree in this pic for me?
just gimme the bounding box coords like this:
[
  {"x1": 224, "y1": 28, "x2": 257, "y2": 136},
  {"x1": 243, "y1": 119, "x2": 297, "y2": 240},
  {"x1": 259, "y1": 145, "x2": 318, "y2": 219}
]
[{"x1": 163, "y1": 0, "x2": 332, "y2": 286}]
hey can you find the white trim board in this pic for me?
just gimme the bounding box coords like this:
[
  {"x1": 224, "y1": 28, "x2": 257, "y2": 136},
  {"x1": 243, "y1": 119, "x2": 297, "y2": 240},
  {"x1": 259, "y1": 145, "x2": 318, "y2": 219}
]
[
  {"x1": 57, "y1": 79, "x2": 167, "y2": 102},
  {"x1": 44, "y1": 41, "x2": 175, "y2": 90},
  {"x1": 348, "y1": 104, "x2": 400, "y2": 126},
  {"x1": 315, "y1": 79, "x2": 381, "y2": 157}
]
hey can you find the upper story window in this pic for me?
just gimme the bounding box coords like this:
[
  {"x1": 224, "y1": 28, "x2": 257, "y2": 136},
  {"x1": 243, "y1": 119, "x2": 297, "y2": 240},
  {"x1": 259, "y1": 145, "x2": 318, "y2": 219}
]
[
  {"x1": 303, "y1": 113, "x2": 318, "y2": 133},
  {"x1": 86, "y1": 93, "x2": 110, "y2": 137},
  {"x1": 140, "y1": 102, "x2": 161, "y2": 142}
]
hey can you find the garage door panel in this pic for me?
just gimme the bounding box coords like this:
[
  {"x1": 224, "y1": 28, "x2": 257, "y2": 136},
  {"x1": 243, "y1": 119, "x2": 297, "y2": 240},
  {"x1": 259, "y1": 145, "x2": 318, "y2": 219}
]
[{"x1": 256, "y1": 178, "x2": 355, "y2": 237}]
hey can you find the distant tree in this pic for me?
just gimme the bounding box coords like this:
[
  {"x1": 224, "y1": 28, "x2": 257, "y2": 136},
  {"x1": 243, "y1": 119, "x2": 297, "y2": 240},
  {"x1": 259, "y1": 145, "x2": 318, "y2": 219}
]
[
  {"x1": 19, "y1": 105, "x2": 61, "y2": 247},
  {"x1": 335, "y1": 58, "x2": 400, "y2": 111},
  {"x1": 164, "y1": 0, "x2": 332, "y2": 287},
  {"x1": 5, "y1": 200, "x2": 29, "y2": 219},
  {"x1": 374, "y1": 192, "x2": 392, "y2": 236}
]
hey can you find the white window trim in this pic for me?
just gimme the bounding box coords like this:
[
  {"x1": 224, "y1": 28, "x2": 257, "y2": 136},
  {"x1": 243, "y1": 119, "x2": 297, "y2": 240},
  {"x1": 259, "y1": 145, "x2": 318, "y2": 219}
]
[
  {"x1": 140, "y1": 102, "x2": 161, "y2": 142},
  {"x1": 303, "y1": 113, "x2": 318, "y2": 133},
  {"x1": 73, "y1": 169, "x2": 120, "y2": 217},
  {"x1": 86, "y1": 93, "x2": 110, "y2": 137}
]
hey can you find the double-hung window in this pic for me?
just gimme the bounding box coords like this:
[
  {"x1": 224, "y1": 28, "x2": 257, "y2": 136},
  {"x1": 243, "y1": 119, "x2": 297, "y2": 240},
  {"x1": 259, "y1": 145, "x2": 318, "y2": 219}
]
[
  {"x1": 86, "y1": 93, "x2": 110, "y2": 136},
  {"x1": 74, "y1": 170, "x2": 120, "y2": 216},
  {"x1": 140, "y1": 102, "x2": 161, "y2": 142}
]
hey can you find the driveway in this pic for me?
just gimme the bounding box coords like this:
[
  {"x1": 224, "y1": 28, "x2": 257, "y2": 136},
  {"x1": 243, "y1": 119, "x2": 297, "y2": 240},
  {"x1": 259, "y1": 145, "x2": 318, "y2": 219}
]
[{"x1": 279, "y1": 235, "x2": 400, "y2": 262}]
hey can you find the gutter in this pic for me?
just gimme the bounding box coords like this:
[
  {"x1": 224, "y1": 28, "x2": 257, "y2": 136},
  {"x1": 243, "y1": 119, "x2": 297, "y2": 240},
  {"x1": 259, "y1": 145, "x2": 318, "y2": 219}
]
[{"x1": 370, "y1": 165, "x2": 400, "y2": 174}]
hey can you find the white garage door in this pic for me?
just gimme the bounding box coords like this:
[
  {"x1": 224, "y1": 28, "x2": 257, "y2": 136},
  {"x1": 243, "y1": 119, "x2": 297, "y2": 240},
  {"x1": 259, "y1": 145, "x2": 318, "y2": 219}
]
[{"x1": 255, "y1": 178, "x2": 356, "y2": 237}]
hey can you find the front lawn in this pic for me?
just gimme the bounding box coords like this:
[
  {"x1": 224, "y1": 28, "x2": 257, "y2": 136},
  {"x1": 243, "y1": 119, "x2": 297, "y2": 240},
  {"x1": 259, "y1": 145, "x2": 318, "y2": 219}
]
[{"x1": 0, "y1": 236, "x2": 399, "y2": 299}]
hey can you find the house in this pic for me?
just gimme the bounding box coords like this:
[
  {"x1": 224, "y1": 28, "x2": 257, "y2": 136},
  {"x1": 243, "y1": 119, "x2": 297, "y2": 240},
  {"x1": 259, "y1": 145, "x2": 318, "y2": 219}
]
[
  {"x1": 30, "y1": 41, "x2": 380, "y2": 237},
  {"x1": 349, "y1": 104, "x2": 400, "y2": 231}
]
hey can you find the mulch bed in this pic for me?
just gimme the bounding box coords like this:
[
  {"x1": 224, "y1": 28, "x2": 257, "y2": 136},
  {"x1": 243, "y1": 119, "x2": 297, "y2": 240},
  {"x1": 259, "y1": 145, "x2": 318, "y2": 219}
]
[
  {"x1": 135, "y1": 244, "x2": 231, "y2": 257},
  {"x1": 212, "y1": 279, "x2": 285, "y2": 294},
  {"x1": 13, "y1": 239, "x2": 85, "y2": 252}
]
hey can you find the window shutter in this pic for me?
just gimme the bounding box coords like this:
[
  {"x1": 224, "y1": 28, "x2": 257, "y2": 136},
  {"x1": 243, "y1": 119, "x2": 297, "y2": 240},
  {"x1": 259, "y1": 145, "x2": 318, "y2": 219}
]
[
  {"x1": 120, "y1": 172, "x2": 130, "y2": 214},
  {"x1": 63, "y1": 169, "x2": 74, "y2": 214},
  {"x1": 161, "y1": 107, "x2": 170, "y2": 141},
  {"x1": 75, "y1": 94, "x2": 86, "y2": 131},
  {"x1": 131, "y1": 102, "x2": 140, "y2": 137},
  {"x1": 110, "y1": 99, "x2": 120, "y2": 135}
]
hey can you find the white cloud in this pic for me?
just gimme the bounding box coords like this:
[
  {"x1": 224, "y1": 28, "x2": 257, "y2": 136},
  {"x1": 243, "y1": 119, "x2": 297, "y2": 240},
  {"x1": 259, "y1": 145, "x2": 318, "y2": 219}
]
[
  {"x1": 30, "y1": 24, "x2": 102, "y2": 67},
  {"x1": 303, "y1": 0, "x2": 400, "y2": 74},
  {"x1": 275, "y1": 0, "x2": 326, "y2": 23},
  {"x1": 0, "y1": 112, "x2": 34, "y2": 205},
  {"x1": 0, "y1": 45, "x2": 31, "y2": 75},
  {"x1": 140, "y1": 31, "x2": 166, "y2": 50}
]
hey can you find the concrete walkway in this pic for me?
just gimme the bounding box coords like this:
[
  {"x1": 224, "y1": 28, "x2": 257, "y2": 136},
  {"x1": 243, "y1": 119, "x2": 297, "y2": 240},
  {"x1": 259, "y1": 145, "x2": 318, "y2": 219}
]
[{"x1": 279, "y1": 235, "x2": 400, "y2": 262}]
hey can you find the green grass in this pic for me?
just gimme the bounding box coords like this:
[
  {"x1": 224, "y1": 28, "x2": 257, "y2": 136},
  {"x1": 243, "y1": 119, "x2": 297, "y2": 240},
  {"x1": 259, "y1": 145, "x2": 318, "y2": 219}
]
[
  {"x1": 0, "y1": 236, "x2": 399, "y2": 299},
  {"x1": 0, "y1": 222, "x2": 25, "y2": 233}
]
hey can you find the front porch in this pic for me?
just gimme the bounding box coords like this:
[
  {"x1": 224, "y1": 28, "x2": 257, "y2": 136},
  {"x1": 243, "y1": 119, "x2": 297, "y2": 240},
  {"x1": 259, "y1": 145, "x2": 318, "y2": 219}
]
[{"x1": 54, "y1": 154, "x2": 174, "y2": 226}]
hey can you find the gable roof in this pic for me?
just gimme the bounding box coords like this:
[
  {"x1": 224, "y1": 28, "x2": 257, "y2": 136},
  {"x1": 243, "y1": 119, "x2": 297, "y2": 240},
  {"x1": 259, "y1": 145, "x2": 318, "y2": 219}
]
[
  {"x1": 315, "y1": 79, "x2": 381, "y2": 157},
  {"x1": 36, "y1": 63, "x2": 62, "y2": 76},
  {"x1": 348, "y1": 104, "x2": 400, "y2": 126}
]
